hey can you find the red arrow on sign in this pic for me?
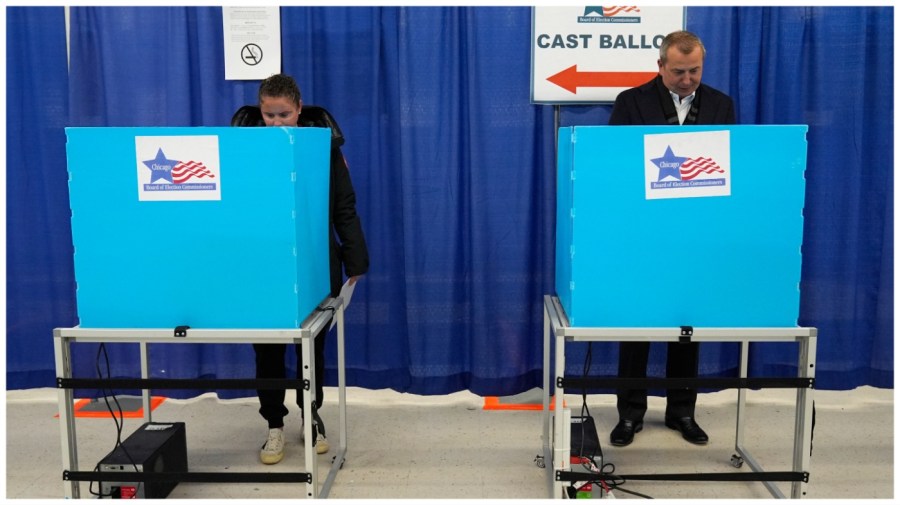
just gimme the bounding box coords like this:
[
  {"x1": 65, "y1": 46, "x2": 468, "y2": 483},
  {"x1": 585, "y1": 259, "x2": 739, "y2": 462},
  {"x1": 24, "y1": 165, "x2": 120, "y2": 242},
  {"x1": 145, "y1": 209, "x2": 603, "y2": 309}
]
[{"x1": 547, "y1": 65, "x2": 657, "y2": 94}]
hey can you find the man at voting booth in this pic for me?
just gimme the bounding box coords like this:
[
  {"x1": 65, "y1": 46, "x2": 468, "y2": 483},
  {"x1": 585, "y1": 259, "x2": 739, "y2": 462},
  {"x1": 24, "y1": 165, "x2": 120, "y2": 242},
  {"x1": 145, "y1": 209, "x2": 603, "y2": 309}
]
[
  {"x1": 608, "y1": 31, "x2": 735, "y2": 447},
  {"x1": 252, "y1": 74, "x2": 369, "y2": 464}
]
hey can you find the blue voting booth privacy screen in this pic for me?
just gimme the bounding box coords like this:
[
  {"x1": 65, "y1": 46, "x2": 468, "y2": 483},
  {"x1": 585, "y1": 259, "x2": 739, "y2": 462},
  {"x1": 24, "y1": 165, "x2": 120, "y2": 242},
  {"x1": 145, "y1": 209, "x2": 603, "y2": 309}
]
[
  {"x1": 556, "y1": 125, "x2": 808, "y2": 327},
  {"x1": 66, "y1": 127, "x2": 331, "y2": 328}
]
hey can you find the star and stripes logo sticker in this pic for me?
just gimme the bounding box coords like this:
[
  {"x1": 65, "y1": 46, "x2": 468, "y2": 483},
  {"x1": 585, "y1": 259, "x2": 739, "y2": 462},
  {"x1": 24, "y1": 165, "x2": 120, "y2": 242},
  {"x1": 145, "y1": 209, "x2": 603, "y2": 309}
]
[
  {"x1": 650, "y1": 146, "x2": 725, "y2": 182},
  {"x1": 578, "y1": 6, "x2": 641, "y2": 23},
  {"x1": 643, "y1": 131, "x2": 731, "y2": 200},
  {"x1": 599, "y1": 6, "x2": 639, "y2": 17},
  {"x1": 136, "y1": 136, "x2": 221, "y2": 201},
  {"x1": 142, "y1": 148, "x2": 216, "y2": 184}
]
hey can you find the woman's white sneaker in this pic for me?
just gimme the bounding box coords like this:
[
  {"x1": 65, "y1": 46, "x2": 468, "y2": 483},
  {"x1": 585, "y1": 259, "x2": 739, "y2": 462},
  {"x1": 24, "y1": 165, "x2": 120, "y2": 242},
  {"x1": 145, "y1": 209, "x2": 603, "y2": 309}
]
[
  {"x1": 315, "y1": 432, "x2": 330, "y2": 454},
  {"x1": 260, "y1": 428, "x2": 285, "y2": 464}
]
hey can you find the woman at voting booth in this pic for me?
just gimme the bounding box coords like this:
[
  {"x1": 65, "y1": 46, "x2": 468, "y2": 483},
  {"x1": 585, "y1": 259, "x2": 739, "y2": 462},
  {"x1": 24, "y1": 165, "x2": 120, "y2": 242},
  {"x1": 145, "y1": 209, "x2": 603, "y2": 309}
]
[{"x1": 251, "y1": 74, "x2": 369, "y2": 465}]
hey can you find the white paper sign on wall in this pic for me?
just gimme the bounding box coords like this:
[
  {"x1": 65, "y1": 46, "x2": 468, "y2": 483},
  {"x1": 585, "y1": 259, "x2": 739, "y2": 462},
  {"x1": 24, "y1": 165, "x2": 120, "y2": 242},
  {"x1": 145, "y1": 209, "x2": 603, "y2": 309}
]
[{"x1": 223, "y1": 6, "x2": 282, "y2": 80}]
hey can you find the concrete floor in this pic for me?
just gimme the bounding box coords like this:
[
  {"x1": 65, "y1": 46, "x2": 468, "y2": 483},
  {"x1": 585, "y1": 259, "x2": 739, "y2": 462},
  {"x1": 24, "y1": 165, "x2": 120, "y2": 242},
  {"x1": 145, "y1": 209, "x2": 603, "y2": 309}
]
[{"x1": 5, "y1": 386, "x2": 893, "y2": 499}]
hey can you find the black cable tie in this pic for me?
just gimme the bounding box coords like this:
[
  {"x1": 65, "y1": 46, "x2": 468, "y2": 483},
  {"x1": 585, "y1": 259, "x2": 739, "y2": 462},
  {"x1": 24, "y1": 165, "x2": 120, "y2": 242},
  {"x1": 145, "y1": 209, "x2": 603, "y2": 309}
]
[
  {"x1": 64, "y1": 470, "x2": 311, "y2": 484},
  {"x1": 315, "y1": 303, "x2": 337, "y2": 315},
  {"x1": 58, "y1": 377, "x2": 307, "y2": 390},
  {"x1": 617, "y1": 471, "x2": 806, "y2": 482},
  {"x1": 174, "y1": 325, "x2": 190, "y2": 337},
  {"x1": 556, "y1": 469, "x2": 806, "y2": 483},
  {"x1": 559, "y1": 376, "x2": 811, "y2": 390}
]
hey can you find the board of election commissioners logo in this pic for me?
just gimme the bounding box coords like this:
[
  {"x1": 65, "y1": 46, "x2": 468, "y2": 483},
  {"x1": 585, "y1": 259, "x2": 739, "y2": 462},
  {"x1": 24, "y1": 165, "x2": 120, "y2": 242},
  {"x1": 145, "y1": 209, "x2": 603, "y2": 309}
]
[
  {"x1": 135, "y1": 135, "x2": 221, "y2": 202},
  {"x1": 642, "y1": 130, "x2": 730, "y2": 200},
  {"x1": 650, "y1": 145, "x2": 725, "y2": 189},
  {"x1": 578, "y1": 6, "x2": 641, "y2": 23},
  {"x1": 142, "y1": 147, "x2": 216, "y2": 191}
]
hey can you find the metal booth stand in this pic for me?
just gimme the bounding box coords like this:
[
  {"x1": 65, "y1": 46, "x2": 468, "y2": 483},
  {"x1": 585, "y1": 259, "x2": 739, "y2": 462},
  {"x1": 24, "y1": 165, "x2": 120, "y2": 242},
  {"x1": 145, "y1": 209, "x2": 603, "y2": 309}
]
[
  {"x1": 54, "y1": 297, "x2": 347, "y2": 499},
  {"x1": 539, "y1": 295, "x2": 817, "y2": 499}
]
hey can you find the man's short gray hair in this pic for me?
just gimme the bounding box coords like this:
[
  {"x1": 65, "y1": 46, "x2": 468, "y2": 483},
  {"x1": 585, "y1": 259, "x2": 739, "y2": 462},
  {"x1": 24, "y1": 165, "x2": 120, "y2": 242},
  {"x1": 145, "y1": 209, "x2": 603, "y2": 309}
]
[{"x1": 659, "y1": 30, "x2": 706, "y2": 63}]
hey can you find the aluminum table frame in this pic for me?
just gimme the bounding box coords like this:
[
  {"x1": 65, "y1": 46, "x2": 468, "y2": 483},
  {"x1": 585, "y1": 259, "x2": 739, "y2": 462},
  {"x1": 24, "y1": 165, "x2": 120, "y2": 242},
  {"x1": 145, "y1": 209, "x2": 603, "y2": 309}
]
[
  {"x1": 540, "y1": 295, "x2": 817, "y2": 499},
  {"x1": 54, "y1": 297, "x2": 347, "y2": 499}
]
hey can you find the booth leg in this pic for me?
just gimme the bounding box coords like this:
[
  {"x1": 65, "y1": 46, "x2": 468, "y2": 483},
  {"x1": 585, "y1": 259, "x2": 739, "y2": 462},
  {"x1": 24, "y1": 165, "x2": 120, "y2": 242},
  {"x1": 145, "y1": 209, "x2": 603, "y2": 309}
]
[
  {"x1": 300, "y1": 330, "x2": 317, "y2": 498},
  {"x1": 321, "y1": 300, "x2": 347, "y2": 498},
  {"x1": 792, "y1": 334, "x2": 816, "y2": 498},
  {"x1": 734, "y1": 341, "x2": 749, "y2": 453},
  {"x1": 140, "y1": 342, "x2": 152, "y2": 423},
  {"x1": 540, "y1": 303, "x2": 552, "y2": 487},
  {"x1": 552, "y1": 329, "x2": 568, "y2": 499},
  {"x1": 54, "y1": 331, "x2": 80, "y2": 499}
]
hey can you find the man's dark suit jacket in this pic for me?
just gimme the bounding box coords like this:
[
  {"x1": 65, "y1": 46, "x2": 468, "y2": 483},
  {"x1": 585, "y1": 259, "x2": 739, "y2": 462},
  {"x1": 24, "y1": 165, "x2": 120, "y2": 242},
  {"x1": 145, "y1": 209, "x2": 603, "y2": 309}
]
[{"x1": 609, "y1": 75, "x2": 735, "y2": 125}]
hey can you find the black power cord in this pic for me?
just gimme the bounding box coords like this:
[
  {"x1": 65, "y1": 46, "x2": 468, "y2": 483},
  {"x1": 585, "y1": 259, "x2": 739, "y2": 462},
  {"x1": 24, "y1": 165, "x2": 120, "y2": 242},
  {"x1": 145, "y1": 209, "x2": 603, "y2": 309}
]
[
  {"x1": 87, "y1": 343, "x2": 143, "y2": 498},
  {"x1": 570, "y1": 342, "x2": 654, "y2": 499}
]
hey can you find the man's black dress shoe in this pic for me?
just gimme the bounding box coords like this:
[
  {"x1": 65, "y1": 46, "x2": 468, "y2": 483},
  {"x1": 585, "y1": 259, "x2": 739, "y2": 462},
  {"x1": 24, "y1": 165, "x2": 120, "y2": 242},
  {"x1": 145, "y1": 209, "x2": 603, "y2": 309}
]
[
  {"x1": 665, "y1": 416, "x2": 709, "y2": 444},
  {"x1": 610, "y1": 419, "x2": 643, "y2": 446}
]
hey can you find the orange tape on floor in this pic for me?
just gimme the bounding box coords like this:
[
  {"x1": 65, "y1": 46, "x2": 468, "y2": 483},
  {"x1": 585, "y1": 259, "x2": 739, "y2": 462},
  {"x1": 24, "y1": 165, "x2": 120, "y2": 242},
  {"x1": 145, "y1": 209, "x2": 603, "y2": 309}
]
[
  {"x1": 54, "y1": 396, "x2": 166, "y2": 418},
  {"x1": 483, "y1": 396, "x2": 565, "y2": 411}
]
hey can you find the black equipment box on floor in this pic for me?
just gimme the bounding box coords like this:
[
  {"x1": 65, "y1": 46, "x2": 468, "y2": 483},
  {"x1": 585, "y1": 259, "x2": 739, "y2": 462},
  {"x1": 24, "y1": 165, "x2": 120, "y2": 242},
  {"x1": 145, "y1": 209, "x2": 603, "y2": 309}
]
[
  {"x1": 99, "y1": 422, "x2": 187, "y2": 499},
  {"x1": 570, "y1": 416, "x2": 600, "y2": 457}
]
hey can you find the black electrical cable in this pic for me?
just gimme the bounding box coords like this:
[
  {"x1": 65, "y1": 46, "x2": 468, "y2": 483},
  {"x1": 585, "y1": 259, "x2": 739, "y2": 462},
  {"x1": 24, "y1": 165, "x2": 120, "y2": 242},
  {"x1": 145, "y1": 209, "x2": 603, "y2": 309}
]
[
  {"x1": 315, "y1": 302, "x2": 337, "y2": 318},
  {"x1": 580, "y1": 463, "x2": 656, "y2": 499},
  {"x1": 574, "y1": 343, "x2": 655, "y2": 499},
  {"x1": 572, "y1": 343, "x2": 608, "y2": 496},
  {"x1": 87, "y1": 343, "x2": 143, "y2": 498},
  {"x1": 577, "y1": 343, "x2": 592, "y2": 461},
  {"x1": 607, "y1": 484, "x2": 654, "y2": 499}
]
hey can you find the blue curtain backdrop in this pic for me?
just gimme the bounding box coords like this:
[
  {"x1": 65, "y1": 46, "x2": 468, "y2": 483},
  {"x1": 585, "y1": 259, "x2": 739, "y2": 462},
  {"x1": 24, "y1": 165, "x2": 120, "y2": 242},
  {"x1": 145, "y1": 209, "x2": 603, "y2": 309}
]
[
  {"x1": 7, "y1": 7, "x2": 77, "y2": 389},
  {"x1": 6, "y1": 6, "x2": 893, "y2": 397}
]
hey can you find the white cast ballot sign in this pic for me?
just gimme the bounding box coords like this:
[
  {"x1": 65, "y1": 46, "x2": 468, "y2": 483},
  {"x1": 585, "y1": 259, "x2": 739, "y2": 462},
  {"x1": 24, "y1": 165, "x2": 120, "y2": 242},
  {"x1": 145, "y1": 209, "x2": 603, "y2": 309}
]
[{"x1": 531, "y1": 6, "x2": 684, "y2": 103}]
